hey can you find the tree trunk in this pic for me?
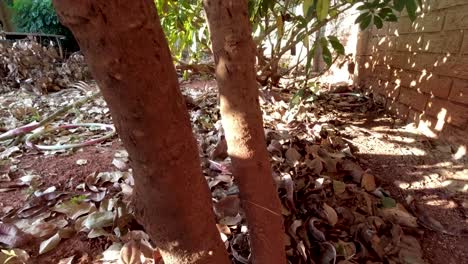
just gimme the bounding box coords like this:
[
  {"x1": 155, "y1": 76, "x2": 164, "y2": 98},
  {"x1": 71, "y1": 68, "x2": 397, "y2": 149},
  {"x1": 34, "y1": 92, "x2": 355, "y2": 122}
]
[
  {"x1": 51, "y1": 1, "x2": 230, "y2": 264},
  {"x1": 203, "y1": 1, "x2": 286, "y2": 263},
  {"x1": 0, "y1": 1, "x2": 13, "y2": 31}
]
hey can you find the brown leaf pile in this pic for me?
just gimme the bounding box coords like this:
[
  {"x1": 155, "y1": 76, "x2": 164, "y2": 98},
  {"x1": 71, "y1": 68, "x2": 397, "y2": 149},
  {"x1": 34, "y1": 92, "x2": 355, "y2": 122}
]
[
  {"x1": 184, "y1": 83, "x2": 427, "y2": 264},
  {"x1": 0, "y1": 40, "x2": 91, "y2": 94}
]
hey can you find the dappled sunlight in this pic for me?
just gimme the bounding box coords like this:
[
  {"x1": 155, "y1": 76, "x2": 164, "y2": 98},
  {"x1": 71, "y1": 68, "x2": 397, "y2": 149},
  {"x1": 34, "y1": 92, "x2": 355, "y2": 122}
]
[{"x1": 356, "y1": 5, "x2": 468, "y2": 152}]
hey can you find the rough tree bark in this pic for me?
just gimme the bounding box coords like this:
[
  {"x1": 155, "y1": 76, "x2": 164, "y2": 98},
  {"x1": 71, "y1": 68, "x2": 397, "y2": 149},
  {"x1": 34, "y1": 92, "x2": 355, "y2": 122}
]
[
  {"x1": 52, "y1": 1, "x2": 230, "y2": 264},
  {"x1": 203, "y1": 1, "x2": 287, "y2": 263}
]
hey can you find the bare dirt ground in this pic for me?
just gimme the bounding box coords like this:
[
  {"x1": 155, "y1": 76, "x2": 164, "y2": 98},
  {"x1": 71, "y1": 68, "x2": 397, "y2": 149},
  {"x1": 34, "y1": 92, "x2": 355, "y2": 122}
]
[{"x1": 0, "y1": 141, "x2": 122, "y2": 263}]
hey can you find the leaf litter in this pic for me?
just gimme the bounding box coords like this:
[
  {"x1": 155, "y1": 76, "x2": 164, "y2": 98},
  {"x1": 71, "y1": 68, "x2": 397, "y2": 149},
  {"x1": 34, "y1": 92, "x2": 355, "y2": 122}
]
[{"x1": 1, "y1": 40, "x2": 466, "y2": 263}]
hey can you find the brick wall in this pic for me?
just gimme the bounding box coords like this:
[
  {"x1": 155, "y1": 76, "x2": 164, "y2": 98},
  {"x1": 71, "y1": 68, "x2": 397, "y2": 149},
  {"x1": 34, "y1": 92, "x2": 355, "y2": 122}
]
[{"x1": 356, "y1": 0, "x2": 468, "y2": 147}]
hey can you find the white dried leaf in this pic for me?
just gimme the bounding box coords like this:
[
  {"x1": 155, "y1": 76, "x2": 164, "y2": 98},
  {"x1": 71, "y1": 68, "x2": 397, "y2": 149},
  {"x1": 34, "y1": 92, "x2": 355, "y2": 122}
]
[
  {"x1": 76, "y1": 159, "x2": 88, "y2": 165},
  {"x1": 39, "y1": 232, "x2": 61, "y2": 255}
]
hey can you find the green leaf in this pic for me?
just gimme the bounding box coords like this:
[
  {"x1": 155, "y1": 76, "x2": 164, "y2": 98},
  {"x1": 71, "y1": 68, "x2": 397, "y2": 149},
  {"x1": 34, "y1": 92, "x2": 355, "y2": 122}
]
[
  {"x1": 359, "y1": 14, "x2": 373, "y2": 30},
  {"x1": 333, "y1": 180, "x2": 346, "y2": 195},
  {"x1": 382, "y1": 197, "x2": 397, "y2": 208},
  {"x1": 290, "y1": 88, "x2": 306, "y2": 107},
  {"x1": 374, "y1": 16, "x2": 384, "y2": 29},
  {"x1": 355, "y1": 12, "x2": 370, "y2": 24},
  {"x1": 385, "y1": 13, "x2": 398, "y2": 22},
  {"x1": 321, "y1": 45, "x2": 332, "y2": 66},
  {"x1": 328, "y1": 36, "x2": 345, "y2": 55},
  {"x1": 316, "y1": 0, "x2": 330, "y2": 21},
  {"x1": 393, "y1": 0, "x2": 405, "y2": 11},
  {"x1": 305, "y1": 42, "x2": 318, "y2": 76},
  {"x1": 305, "y1": 52, "x2": 313, "y2": 73},
  {"x1": 378, "y1": 7, "x2": 394, "y2": 18},
  {"x1": 303, "y1": 0, "x2": 313, "y2": 17},
  {"x1": 406, "y1": 0, "x2": 418, "y2": 21},
  {"x1": 357, "y1": 4, "x2": 370, "y2": 11}
]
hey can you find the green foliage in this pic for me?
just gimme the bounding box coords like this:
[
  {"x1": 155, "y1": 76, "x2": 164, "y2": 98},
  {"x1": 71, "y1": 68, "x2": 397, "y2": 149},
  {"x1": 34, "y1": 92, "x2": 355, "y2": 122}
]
[
  {"x1": 11, "y1": 0, "x2": 65, "y2": 35},
  {"x1": 154, "y1": 0, "x2": 210, "y2": 62},
  {"x1": 10, "y1": 0, "x2": 77, "y2": 49},
  {"x1": 153, "y1": 0, "x2": 420, "y2": 70},
  {"x1": 70, "y1": 195, "x2": 87, "y2": 204},
  {"x1": 355, "y1": 0, "x2": 419, "y2": 30}
]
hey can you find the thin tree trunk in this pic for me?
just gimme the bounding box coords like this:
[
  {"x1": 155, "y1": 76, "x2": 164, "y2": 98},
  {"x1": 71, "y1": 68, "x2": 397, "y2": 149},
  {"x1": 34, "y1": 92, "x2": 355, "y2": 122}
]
[
  {"x1": 52, "y1": 1, "x2": 230, "y2": 264},
  {"x1": 0, "y1": 1, "x2": 13, "y2": 31},
  {"x1": 203, "y1": 1, "x2": 286, "y2": 263}
]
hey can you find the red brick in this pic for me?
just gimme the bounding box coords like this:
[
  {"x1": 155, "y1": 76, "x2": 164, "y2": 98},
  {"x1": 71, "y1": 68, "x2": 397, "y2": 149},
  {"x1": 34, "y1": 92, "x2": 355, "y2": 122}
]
[
  {"x1": 395, "y1": 34, "x2": 422, "y2": 52},
  {"x1": 418, "y1": 115, "x2": 441, "y2": 131},
  {"x1": 398, "y1": 12, "x2": 444, "y2": 33},
  {"x1": 373, "y1": 65, "x2": 391, "y2": 80},
  {"x1": 376, "y1": 36, "x2": 397, "y2": 51},
  {"x1": 449, "y1": 79, "x2": 468, "y2": 104},
  {"x1": 366, "y1": 37, "x2": 379, "y2": 55},
  {"x1": 426, "y1": 98, "x2": 468, "y2": 128},
  {"x1": 420, "y1": 75, "x2": 453, "y2": 98},
  {"x1": 434, "y1": 56, "x2": 468, "y2": 80},
  {"x1": 388, "y1": 23, "x2": 399, "y2": 36},
  {"x1": 357, "y1": 63, "x2": 372, "y2": 80},
  {"x1": 397, "y1": 17, "x2": 414, "y2": 34},
  {"x1": 435, "y1": 0, "x2": 468, "y2": 9},
  {"x1": 393, "y1": 70, "x2": 420, "y2": 88},
  {"x1": 445, "y1": 6, "x2": 468, "y2": 30},
  {"x1": 461, "y1": 33, "x2": 468, "y2": 55},
  {"x1": 365, "y1": 77, "x2": 381, "y2": 93},
  {"x1": 388, "y1": 101, "x2": 410, "y2": 119},
  {"x1": 398, "y1": 88, "x2": 429, "y2": 111},
  {"x1": 373, "y1": 52, "x2": 388, "y2": 66},
  {"x1": 357, "y1": 31, "x2": 371, "y2": 56},
  {"x1": 387, "y1": 52, "x2": 410, "y2": 69},
  {"x1": 381, "y1": 81, "x2": 400, "y2": 100},
  {"x1": 371, "y1": 24, "x2": 389, "y2": 36},
  {"x1": 388, "y1": 53, "x2": 438, "y2": 72},
  {"x1": 422, "y1": 30, "x2": 463, "y2": 53},
  {"x1": 408, "y1": 109, "x2": 422, "y2": 123},
  {"x1": 411, "y1": 53, "x2": 441, "y2": 71}
]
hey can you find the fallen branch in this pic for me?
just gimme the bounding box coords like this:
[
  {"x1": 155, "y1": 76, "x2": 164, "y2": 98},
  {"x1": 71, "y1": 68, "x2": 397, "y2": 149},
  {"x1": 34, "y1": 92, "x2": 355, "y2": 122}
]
[
  {"x1": 25, "y1": 123, "x2": 116, "y2": 151},
  {"x1": 0, "y1": 92, "x2": 100, "y2": 142}
]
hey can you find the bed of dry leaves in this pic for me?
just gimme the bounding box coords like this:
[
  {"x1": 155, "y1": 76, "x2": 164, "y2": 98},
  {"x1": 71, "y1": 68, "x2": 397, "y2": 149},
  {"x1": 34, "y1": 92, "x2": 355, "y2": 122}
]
[{"x1": 0, "y1": 40, "x2": 445, "y2": 264}]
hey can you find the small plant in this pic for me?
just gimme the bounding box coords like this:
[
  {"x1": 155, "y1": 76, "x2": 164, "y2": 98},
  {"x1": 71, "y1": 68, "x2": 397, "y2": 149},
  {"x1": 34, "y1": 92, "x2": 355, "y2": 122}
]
[{"x1": 70, "y1": 194, "x2": 87, "y2": 204}]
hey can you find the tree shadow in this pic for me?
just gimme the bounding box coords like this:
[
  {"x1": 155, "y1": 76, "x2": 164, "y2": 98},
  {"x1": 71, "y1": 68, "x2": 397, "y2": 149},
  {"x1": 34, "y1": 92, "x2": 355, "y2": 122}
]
[{"x1": 326, "y1": 95, "x2": 468, "y2": 264}]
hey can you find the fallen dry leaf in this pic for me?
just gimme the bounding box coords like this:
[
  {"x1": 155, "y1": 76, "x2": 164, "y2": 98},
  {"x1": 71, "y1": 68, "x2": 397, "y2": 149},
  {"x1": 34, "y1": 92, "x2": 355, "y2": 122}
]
[
  {"x1": 285, "y1": 147, "x2": 301, "y2": 165},
  {"x1": 53, "y1": 200, "x2": 96, "y2": 220},
  {"x1": 379, "y1": 205, "x2": 418, "y2": 228},
  {"x1": 214, "y1": 195, "x2": 240, "y2": 219},
  {"x1": 120, "y1": 240, "x2": 142, "y2": 264},
  {"x1": 0, "y1": 248, "x2": 30, "y2": 264},
  {"x1": 361, "y1": 173, "x2": 376, "y2": 192},
  {"x1": 39, "y1": 232, "x2": 61, "y2": 255},
  {"x1": 321, "y1": 203, "x2": 338, "y2": 226},
  {"x1": 0, "y1": 222, "x2": 33, "y2": 248},
  {"x1": 305, "y1": 158, "x2": 323, "y2": 175},
  {"x1": 57, "y1": 256, "x2": 74, "y2": 264}
]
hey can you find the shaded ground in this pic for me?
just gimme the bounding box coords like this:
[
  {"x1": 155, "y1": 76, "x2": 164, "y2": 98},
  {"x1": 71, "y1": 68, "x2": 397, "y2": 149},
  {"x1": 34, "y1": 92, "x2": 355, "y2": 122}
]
[
  {"x1": 342, "y1": 114, "x2": 468, "y2": 264},
  {"x1": 0, "y1": 79, "x2": 466, "y2": 264}
]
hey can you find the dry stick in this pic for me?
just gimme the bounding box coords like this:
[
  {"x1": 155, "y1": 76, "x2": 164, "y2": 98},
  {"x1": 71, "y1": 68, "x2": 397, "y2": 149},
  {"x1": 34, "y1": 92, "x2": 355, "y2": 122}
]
[{"x1": 0, "y1": 92, "x2": 100, "y2": 142}]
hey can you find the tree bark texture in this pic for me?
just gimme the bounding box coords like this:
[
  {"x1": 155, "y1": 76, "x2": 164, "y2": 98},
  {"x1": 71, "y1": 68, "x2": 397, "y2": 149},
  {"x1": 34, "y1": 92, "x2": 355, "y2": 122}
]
[
  {"x1": 52, "y1": 1, "x2": 230, "y2": 264},
  {"x1": 203, "y1": 1, "x2": 287, "y2": 263}
]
